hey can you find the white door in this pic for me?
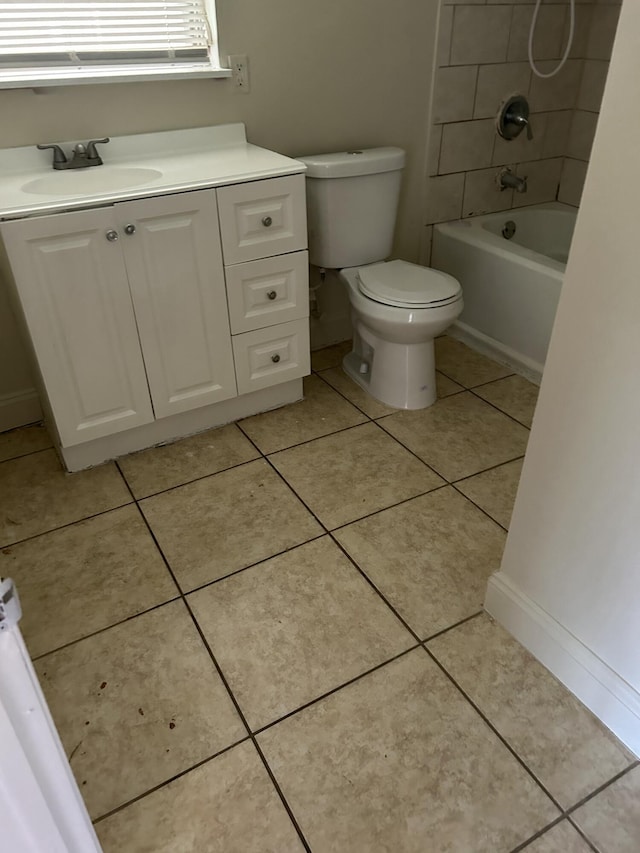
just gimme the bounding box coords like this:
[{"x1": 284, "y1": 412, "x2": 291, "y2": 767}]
[
  {"x1": 1, "y1": 210, "x2": 154, "y2": 447},
  {"x1": 0, "y1": 579, "x2": 102, "y2": 853},
  {"x1": 118, "y1": 190, "x2": 237, "y2": 419}
]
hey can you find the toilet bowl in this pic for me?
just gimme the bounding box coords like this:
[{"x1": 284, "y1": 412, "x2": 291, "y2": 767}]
[
  {"x1": 340, "y1": 261, "x2": 463, "y2": 409},
  {"x1": 298, "y1": 146, "x2": 464, "y2": 409}
]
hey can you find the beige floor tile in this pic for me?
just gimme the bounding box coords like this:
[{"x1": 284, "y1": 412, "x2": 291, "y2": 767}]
[
  {"x1": 97, "y1": 741, "x2": 303, "y2": 853},
  {"x1": 0, "y1": 423, "x2": 52, "y2": 462},
  {"x1": 428, "y1": 615, "x2": 633, "y2": 808},
  {"x1": 118, "y1": 424, "x2": 259, "y2": 499},
  {"x1": 380, "y1": 392, "x2": 529, "y2": 481},
  {"x1": 2, "y1": 505, "x2": 176, "y2": 658},
  {"x1": 335, "y1": 488, "x2": 505, "y2": 639},
  {"x1": 141, "y1": 459, "x2": 322, "y2": 591},
  {"x1": 456, "y1": 458, "x2": 524, "y2": 529},
  {"x1": 270, "y1": 422, "x2": 444, "y2": 529},
  {"x1": 572, "y1": 766, "x2": 640, "y2": 853},
  {"x1": 311, "y1": 339, "x2": 352, "y2": 371},
  {"x1": 0, "y1": 449, "x2": 131, "y2": 547},
  {"x1": 319, "y1": 367, "x2": 463, "y2": 419},
  {"x1": 189, "y1": 537, "x2": 413, "y2": 729},
  {"x1": 36, "y1": 600, "x2": 244, "y2": 819},
  {"x1": 239, "y1": 375, "x2": 367, "y2": 454},
  {"x1": 474, "y1": 374, "x2": 540, "y2": 427},
  {"x1": 522, "y1": 821, "x2": 593, "y2": 852},
  {"x1": 258, "y1": 650, "x2": 558, "y2": 852},
  {"x1": 435, "y1": 336, "x2": 513, "y2": 387}
]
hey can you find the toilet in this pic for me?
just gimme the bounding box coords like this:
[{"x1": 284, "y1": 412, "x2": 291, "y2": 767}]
[{"x1": 298, "y1": 147, "x2": 463, "y2": 410}]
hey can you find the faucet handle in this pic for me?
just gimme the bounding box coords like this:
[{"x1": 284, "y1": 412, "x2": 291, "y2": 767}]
[
  {"x1": 86, "y1": 137, "x2": 110, "y2": 161},
  {"x1": 37, "y1": 143, "x2": 67, "y2": 165}
]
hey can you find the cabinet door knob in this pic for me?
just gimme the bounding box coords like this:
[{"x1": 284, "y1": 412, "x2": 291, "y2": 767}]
[
  {"x1": 267, "y1": 290, "x2": 277, "y2": 301},
  {"x1": 271, "y1": 353, "x2": 281, "y2": 363},
  {"x1": 105, "y1": 230, "x2": 119, "y2": 242},
  {"x1": 124, "y1": 224, "x2": 136, "y2": 235},
  {"x1": 261, "y1": 216, "x2": 273, "y2": 227}
]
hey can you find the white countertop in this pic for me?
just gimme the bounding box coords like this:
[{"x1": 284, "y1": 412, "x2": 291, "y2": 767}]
[{"x1": 0, "y1": 123, "x2": 306, "y2": 220}]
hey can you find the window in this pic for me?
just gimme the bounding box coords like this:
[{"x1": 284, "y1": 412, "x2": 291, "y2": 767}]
[{"x1": 0, "y1": 0, "x2": 230, "y2": 88}]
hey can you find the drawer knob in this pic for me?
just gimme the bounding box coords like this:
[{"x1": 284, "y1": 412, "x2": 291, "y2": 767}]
[
  {"x1": 271, "y1": 353, "x2": 281, "y2": 363},
  {"x1": 267, "y1": 290, "x2": 277, "y2": 301},
  {"x1": 262, "y1": 216, "x2": 273, "y2": 227},
  {"x1": 105, "y1": 230, "x2": 119, "y2": 242},
  {"x1": 124, "y1": 224, "x2": 136, "y2": 235}
]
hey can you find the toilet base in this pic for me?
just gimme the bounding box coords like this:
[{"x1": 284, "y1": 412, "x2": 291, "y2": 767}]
[{"x1": 343, "y1": 333, "x2": 437, "y2": 410}]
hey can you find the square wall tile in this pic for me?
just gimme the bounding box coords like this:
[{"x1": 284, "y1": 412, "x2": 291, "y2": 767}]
[
  {"x1": 587, "y1": 4, "x2": 621, "y2": 60},
  {"x1": 572, "y1": 766, "x2": 640, "y2": 852},
  {"x1": 558, "y1": 158, "x2": 588, "y2": 207},
  {"x1": 463, "y1": 167, "x2": 512, "y2": 218},
  {"x1": 189, "y1": 537, "x2": 413, "y2": 729},
  {"x1": 424, "y1": 173, "x2": 465, "y2": 224},
  {"x1": 439, "y1": 119, "x2": 495, "y2": 175},
  {"x1": 118, "y1": 424, "x2": 259, "y2": 499},
  {"x1": 419, "y1": 224, "x2": 434, "y2": 267},
  {"x1": 568, "y1": 4, "x2": 594, "y2": 60},
  {"x1": 474, "y1": 63, "x2": 531, "y2": 120},
  {"x1": 258, "y1": 650, "x2": 558, "y2": 852},
  {"x1": 0, "y1": 423, "x2": 51, "y2": 462},
  {"x1": 436, "y1": 4, "x2": 453, "y2": 67},
  {"x1": 432, "y1": 65, "x2": 477, "y2": 124},
  {"x1": 2, "y1": 505, "x2": 176, "y2": 658},
  {"x1": 427, "y1": 124, "x2": 443, "y2": 177},
  {"x1": 97, "y1": 741, "x2": 304, "y2": 853},
  {"x1": 577, "y1": 60, "x2": 609, "y2": 112},
  {"x1": 509, "y1": 4, "x2": 567, "y2": 63},
  {"x1": 239, "y1": 374, "x2": 366, "y2": 454},
  {"x1": 492, "y1": 112, "x2": 548, "y2": 166},
  {"x1": 36, "y1": 600, "x2": 245, "y2": 819},
  {"x1": 270, "y1": 422, "x2": 443, "y2": 530},
  {"x1": 567, "y1": 109, "x2": 599, "y2": 161},
  {"x1": 335, "y1": 487, "x2": 505, "y2": 639},
  {"x1": 380, "y1": 392, "x2": 529, "y2": 482},
  {"x1": 0, "y1": 450, "x2": 131, "y2": 547},
  {"x1": 428, "y1": 615, "x2": 633, "y2": 808},
  {"x1": 141, "y1": 459, "x2": 322, "y2": 591},
  {"x1": 542, "y1": 110, "x2": 573, "y2": 158},
  {"x1": 530, "y1": 60, "x2": 583, "y2": 111},
  {"x1": 450, "y1": 6, "x2": 512, "y2": 66},
  {"x1": 513, "y1": 158, "x2": 563, "y2": 207}
]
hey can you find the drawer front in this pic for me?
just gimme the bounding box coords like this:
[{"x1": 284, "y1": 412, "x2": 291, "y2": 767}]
[
  {"x1": 226, "y1": 251, "x2": 309, "y2": 334},
  {"x1": 217, "y1": 175, "x2": 307, "y2": 265},
  {"x1": 232, "y1": 318, "x2": 310, "y2": 395}
]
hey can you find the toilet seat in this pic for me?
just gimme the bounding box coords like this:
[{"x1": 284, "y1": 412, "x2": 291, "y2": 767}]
[{"x1": 357, "y1": 260, "x2": 462, "y2": 309}]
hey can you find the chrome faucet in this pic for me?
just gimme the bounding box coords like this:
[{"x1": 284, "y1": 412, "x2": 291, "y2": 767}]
[
  {"x1": 37, "y1": 138, "x2": 110, "y2": 170},
  {"x1": 497, "y1": 167, "x2": 527, "y2": 194}
]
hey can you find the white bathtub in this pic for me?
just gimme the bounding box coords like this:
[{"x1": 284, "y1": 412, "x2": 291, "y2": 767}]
[{"x1": 432, "y1": 202, "x2": 577, "y2": 382}]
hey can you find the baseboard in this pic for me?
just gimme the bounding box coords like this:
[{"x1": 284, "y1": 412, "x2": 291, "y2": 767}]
[
  {"x1": 485, "y1": 572, "x2": 640, "y2": 757},
  {"x1": 450, "y1": 321, "x2": 543, "y2": 386},
  {"x1": 0, "y1": 388, "x2": 42, "y2": 433}
]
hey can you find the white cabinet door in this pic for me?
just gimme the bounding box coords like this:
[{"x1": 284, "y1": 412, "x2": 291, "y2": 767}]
[
  {"x1": 1, "y1": 210, "x2": 154, "y2": 447},
  {"x1": 118, "y1": 190, "x2": 237, "y2": 419}
]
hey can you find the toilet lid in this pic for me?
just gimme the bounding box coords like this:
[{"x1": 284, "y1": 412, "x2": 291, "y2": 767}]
[{"x1": 357, "y1": 260, "x2": 462, "y2": 308}]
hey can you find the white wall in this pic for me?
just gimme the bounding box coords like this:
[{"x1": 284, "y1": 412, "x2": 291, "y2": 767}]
[
  {"x1": 0, "y1": 0, "x2": 440, "y2": 428},
  {"x1": 486, "y1": 0, "x2": 640, "y2": 753}
]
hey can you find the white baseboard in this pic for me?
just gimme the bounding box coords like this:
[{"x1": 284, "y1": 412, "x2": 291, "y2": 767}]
[
  {"x1": 485, "y1": 572, "x2": 640, "y2": 757},
  {"x1": 0, "y1": 388, "x2": 42, "y2": 433}
]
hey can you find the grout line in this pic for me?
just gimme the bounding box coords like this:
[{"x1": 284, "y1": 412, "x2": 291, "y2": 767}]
[
  {"x1": 263, "y1": 420, "x2": 371, "y2": 458},
  {"x1": 0, "y1": 444, "x2": 55, "y2": 466},
  {"x1": 564, "y1": 760, "x2": 640, "y2": 818},
  {"x1": 563, "y1": 816, "x2": 601, "y2": 853},
  {"x1": 450, "y1": 482, "x2": 509, "y2": 533},
  {"x1": 91, "y1": 736, "x2": 250, "y2": 825},
  {"x1": 127, "y1": 453, "x2": 262, "y2": 501},
  {"x1": 507, "y1": 815, "x2": 568, "y2": 853},
  {"x1": 328, "y1": 482, "x2": 450, "y2": 534},
  {"x1": 468, "y1": 386, "x2": 534, "y2": 431},
  {"x1": 420, "y1": 610, "x2": 484, "y2": 645}
]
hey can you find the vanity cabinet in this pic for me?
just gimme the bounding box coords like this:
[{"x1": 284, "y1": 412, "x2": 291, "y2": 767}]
[{"x1": 1, "y1": 174, "x2": 309, "y2": 459}]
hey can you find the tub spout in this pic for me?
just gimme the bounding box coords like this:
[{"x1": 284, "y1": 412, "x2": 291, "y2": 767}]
[{"x1": 498, "y1": 167, "x2": 527, "y2": 193}]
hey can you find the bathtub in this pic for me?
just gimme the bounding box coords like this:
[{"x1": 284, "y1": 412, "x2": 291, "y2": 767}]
[{"x1": 432, "y1": 202, "x2": 576, "y2": 382}]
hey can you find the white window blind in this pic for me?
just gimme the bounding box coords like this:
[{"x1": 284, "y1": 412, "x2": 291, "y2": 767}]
[{"x1": 0, "y1": 0, "x2": 227, "y2": 86}]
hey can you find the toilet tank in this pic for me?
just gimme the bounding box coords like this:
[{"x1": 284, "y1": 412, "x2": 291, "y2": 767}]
[{"x1": 298, "y1": 147, "x2": 405, "y2": 269}]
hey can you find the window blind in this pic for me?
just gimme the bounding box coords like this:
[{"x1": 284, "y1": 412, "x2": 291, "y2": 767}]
[{"x1": 0, "y1": 1, "x2": 213, "y2": 68}]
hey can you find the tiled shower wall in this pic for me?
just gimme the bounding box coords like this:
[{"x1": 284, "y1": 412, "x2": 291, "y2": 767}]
[{"x1": 422, "y1": 0, "x2": 621, "y2": 256}]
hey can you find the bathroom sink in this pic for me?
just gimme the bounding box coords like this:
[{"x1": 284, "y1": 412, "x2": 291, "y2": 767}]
[{"x1": 21, "y1": 166, "x2": 163, "y2": 196}]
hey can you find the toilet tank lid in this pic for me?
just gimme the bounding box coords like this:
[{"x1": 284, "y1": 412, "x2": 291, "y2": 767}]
[{"x1": 297, "y1": 147, "x2": 405, "y2": 178}]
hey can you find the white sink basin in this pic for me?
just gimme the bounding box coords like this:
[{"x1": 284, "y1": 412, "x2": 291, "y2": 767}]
[{"x1": 22, "y1": 167, "x2": 163, "y2": 196}]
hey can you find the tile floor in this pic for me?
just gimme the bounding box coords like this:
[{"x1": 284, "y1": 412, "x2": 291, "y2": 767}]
[{"x1": 1, "y1": 335, "x2": 638, "y2": 852}]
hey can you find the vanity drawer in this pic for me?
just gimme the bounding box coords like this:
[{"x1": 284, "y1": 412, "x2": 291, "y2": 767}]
[
  {"x1": 217, "y1": 175, "x2": 307, "y2": 265},
  {"x1": 232, "y1": 318, "x2": 310, "y2": 394},
  {"x1": 225, "y1": 251, "x2": 309, "y2": 334}
]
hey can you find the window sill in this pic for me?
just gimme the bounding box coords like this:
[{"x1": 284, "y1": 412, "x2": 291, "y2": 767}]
[{"x1": 0, "y1": 63, "x2": 232, "y2": 90}]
